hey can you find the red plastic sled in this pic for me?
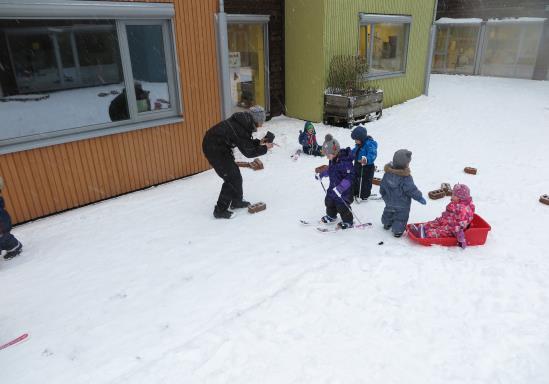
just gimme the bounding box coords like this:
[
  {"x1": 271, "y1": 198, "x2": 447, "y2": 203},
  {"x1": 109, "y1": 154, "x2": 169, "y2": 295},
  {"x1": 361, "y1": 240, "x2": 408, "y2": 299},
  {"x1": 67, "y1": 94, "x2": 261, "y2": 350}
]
[{"x1": 407, "y1": 214, "x2": 491, "y2": 247}]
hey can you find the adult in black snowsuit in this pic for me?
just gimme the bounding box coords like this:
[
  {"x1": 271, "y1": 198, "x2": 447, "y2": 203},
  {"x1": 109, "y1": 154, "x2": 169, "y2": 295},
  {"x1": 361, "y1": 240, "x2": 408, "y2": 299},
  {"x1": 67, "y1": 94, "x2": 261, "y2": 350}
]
[{"x1": 202, "y1": 106, "x2": 273, "y2": 219}]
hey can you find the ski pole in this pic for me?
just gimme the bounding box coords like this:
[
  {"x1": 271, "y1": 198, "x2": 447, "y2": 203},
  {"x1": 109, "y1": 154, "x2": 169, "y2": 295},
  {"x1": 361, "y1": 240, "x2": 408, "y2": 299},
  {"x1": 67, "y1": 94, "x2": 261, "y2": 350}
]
[
  {"x1": 337, "y1": 191, "x2": 365, "y2": 226},
  {"x1": 319, "y1": 177, "x2": 327, "y2": 194},
  {"x1": 358, "y1": 164, "x2": 364, "y2": 199}
]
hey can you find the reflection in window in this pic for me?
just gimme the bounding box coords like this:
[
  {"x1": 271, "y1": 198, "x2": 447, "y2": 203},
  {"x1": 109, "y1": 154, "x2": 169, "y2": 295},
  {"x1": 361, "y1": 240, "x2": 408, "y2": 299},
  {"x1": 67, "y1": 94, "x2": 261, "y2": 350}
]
[
  {"x1": 359, "y1": 22, "x2": 410, "y2": 76},
  {"x1": 433, "y1": 26, "x2": 479, "y2": 75},
  {"x1": 0, "y1": 18, "x2": 178, "y2": 146},
  {"x1": 227, "y1": 23, "x2": 266, "y2": 113},
  {"x1": 126, "y1": 24, "x2": 170, "y2": 113},
  {"x1": 0, "y1": 20, "x2": 127, "y2": 141}
]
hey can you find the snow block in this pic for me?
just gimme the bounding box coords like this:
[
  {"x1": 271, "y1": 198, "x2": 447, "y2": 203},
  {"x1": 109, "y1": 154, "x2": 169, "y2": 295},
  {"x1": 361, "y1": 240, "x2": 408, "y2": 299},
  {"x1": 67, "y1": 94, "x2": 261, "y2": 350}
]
[
  {"x1": 540, "y1": 194, "x2": 549, "y2": 205},
  {"x1": 248, "y1": 202, "x2": 266, "y2": 214},
  {"x1": 428, "y1": 189, "x2": 446, "y2": 200},
  {"x1": 464, "y1": 167, "x2": 477, "y2": 175}
]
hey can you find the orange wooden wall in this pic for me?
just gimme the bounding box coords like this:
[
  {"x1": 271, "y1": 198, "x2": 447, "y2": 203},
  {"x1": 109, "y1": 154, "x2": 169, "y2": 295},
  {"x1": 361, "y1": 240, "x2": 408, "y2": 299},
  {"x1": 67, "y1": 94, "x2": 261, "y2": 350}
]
[{"x1": 0, "y1": 0, "x2": 222, "y2": 224}]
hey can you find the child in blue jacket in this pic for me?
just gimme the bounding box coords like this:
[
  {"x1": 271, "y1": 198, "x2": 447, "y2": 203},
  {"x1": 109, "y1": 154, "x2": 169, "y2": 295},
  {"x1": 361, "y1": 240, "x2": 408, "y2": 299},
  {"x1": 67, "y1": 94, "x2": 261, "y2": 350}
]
[
  {"x1": 316, "y1": 135, "x2": 355, "y2": 229},
  {"x1": 351, "y1": 125, "x2": 377, "y2": 200},
  {"x1": 379, "y1": 149, "x2": 426, "y2": 237},
  {"x1": 298, "y1": 121, "x2": 323, "y2": 156},
  {"x1": 0, "y1": 177, "x2": 23, "y2": 260}
]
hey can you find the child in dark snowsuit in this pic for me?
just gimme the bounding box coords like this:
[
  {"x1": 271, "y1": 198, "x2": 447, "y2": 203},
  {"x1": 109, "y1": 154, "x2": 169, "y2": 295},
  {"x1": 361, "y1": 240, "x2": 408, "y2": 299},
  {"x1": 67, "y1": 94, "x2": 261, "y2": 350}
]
[
  {"x1": 379, "y1": 149, "x2": 426, "y2": 237},
  {"x1": 0, "y1": 177, "x2": 23, "y2": 260},
  {"x1": 298, "y1": 121, "x2": 323, "y2": 156},
  {"x1": 350, "y1": 125, "x2": 377, "y2": 200},
  {"x1": 316, "y1": 134, "x2": 355, "y2": 229}
]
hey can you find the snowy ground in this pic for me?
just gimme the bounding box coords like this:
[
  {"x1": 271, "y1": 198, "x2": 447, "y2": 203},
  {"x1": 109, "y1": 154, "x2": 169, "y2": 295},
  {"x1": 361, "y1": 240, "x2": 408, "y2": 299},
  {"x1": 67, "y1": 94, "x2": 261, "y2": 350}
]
[{"x1": 2, "y1": 75, "x2": 549, "y2": 383}]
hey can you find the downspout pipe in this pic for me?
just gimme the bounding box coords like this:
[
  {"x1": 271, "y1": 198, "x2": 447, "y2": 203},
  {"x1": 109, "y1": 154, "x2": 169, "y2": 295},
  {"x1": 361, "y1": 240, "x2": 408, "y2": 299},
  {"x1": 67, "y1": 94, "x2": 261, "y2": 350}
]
[
  {"x1": 423, "y1": 0, "x2": 439, "y2": 96},
  {"x1": 217, "y1": 0, "x2": 232, "y2": 118}
]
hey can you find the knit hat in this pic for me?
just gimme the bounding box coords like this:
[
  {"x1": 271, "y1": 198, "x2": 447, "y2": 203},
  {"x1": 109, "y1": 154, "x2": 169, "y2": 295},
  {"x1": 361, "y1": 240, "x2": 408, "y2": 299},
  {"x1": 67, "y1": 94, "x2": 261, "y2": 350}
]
[
  {"x1": 392, "y1": 149, "x2": 412, "y2": 169},
  {"x1": 249, "y1": 105, "x2": 266, "y2": 126},
  {"x1": 304, "y1": 121, "x2": 315, "y2": 134},
  {"x1": 452, "y1": 184, "x2": 471, "y2": 201},
  {"x1": 351, "y1": 125, "x2": 368, "y2": 142},
  {"x1": 322, "y1": 134, "x2": 340, "y2": 156}
]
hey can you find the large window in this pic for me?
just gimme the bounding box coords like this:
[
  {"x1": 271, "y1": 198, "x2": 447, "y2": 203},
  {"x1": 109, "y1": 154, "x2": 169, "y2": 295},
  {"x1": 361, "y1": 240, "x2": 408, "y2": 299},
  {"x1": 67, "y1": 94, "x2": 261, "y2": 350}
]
[
  {"x1": 481, "y1": 22, "x2": 544, "y2": 79},
  {"x1": 433, "y1": 25, "x2": 480, "y2": 75},
  {"x1": 0, "y1": 2, "x2": 179, "y2": 153},
  {"x1": 359, "y1": 14, "x2": 411, "y2": 78}
]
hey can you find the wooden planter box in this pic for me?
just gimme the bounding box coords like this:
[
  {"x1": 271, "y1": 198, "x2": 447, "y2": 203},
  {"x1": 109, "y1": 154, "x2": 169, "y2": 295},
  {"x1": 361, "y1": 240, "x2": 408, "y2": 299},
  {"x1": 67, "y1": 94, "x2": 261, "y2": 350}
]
[{"x1": 323, "y1": 90, "x2": 383, "y2": 128}]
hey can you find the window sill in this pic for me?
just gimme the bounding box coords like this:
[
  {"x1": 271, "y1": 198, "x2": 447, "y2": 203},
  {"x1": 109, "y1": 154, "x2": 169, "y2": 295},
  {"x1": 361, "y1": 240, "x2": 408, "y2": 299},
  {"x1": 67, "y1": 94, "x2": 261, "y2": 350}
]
[
  {"x1": 0, "y1": 116, "x2": 184, "y2": 156},
  {"x1": 363, "y1": 72, "x2": 406, "y2": 80}
]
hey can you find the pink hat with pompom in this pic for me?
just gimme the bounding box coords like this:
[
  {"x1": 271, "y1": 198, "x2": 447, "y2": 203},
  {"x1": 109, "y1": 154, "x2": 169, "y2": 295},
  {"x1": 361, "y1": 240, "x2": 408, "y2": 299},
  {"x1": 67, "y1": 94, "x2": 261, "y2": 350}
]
[{"x1": 452, "y1": 184, "x2": 470, "y2": 201}]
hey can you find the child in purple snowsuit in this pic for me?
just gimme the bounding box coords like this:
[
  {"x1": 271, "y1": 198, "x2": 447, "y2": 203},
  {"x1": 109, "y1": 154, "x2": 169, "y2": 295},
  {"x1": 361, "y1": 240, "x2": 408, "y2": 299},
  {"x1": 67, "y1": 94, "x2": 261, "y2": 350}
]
[
  {"x1": 380, "y1": 149, "x2": 426, "y2": 237},
  {"x1": 316, "y1": 134, "x2": 355, "y2": 229},
  {"x1": 0, "y1": 177, "x2": 23, "y2": 260}
]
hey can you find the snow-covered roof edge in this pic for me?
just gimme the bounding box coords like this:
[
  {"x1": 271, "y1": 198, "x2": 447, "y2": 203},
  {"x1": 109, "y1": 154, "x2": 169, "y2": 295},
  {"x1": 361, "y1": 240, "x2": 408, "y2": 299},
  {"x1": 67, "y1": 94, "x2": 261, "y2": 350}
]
[
  {"x1": 487, "y1": 17, "x2": 546, "y2": 24},
  {"x1": 436, "y1": 17, "x2": 547, "y2": 25},
  {"x1": 436, "y1": 18, "x2": 482, "y2": 25}
]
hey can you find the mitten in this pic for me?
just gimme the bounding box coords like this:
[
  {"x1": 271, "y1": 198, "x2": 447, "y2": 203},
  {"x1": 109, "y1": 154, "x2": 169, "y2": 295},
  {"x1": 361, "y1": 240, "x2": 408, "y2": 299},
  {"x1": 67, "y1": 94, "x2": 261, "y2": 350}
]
[
  {"x1": 456, "y1": 230, "x2": 467, "y2": 249},
  {"x1": 418, "y1": 197, "x2": 427, "y2": 205}
]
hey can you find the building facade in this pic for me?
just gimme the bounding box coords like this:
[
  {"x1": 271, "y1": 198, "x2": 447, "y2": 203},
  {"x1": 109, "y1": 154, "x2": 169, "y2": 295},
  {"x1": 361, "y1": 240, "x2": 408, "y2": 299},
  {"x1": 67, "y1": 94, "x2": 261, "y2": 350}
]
[
  {"x1": 285, "y1": 0, "x2": 438, "y2": 122},
  {"x1": 0, "y1": 0, "x2": 222, "y2": 224}
]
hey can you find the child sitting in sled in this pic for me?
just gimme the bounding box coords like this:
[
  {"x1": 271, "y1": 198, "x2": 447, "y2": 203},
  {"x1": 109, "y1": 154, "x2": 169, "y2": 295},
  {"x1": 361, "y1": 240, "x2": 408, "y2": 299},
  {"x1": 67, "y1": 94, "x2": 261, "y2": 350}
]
[
  {"x1": 298, "y1": 121, "x2": 323, "y2": 156},
  {"x1": 315, "y1": 134, "x2": 355, "y2": 229},
  {"x1": 409, "y1": 184, "x2": 475, "y2": 248}
]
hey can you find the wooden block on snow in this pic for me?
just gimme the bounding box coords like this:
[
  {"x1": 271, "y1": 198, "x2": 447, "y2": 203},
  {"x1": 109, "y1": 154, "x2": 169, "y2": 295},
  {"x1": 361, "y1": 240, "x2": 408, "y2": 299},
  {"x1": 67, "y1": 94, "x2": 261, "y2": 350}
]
[
  {"x1": 540, "y1": 194, "x2": 549, "y2": 205},
  {"x1": 428, "y1": 189, "x2": 446, "y2": 200},
  {"x1": 441, "y1": 182, "x2": 453, "y2": 196},
  {"x1": 372, "y1": 177, "x2": 382, "y2": 186},
  {"x1": 464, "y1": 167, "x2": 477, "y2": 175},
  {"x1": 248, "y1": 202, "x2": 266, "y2": 214}
]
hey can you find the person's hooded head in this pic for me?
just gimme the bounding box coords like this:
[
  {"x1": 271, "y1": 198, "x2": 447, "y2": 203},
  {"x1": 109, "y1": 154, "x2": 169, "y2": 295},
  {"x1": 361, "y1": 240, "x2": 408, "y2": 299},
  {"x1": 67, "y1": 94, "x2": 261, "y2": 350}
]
[
  {"x1": 351, "y1": 125, "x2": 368, "y2": 143},
  {"x1": 249, "y1": 105, "x2": 266, "y2": 128},
  {"x1": 322, "y1": 134, "x2": 340, "y2": 159},
  {"x1": 392, "y1": 149, "x2": 412, "y2": 170}
]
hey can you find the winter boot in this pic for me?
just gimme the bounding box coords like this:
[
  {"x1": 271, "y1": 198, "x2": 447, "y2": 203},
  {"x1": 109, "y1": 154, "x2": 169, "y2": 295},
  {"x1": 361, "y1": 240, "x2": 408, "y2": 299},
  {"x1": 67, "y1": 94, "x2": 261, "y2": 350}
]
[
  {"x1": 393, "y1": 232, "x2": 403, "y2": 238},
  {"x1": 383, "y1": 224, "x2": 391, "y2": 230},
  {"x1": 230, "y1": 200, "x2": 251, "y2": 209},
  {"x1": 213, "y1": 206, "x2": 233, "y2": 219},
  {"x1": 320, "y1": 215, "x2": 337, "y2": 224},
  {"x1": 3, "y1": 241, "x2": 22, "y2": 260},
  {"x1": 337, "y1": 222, "x2": 353, "y2": 230}
]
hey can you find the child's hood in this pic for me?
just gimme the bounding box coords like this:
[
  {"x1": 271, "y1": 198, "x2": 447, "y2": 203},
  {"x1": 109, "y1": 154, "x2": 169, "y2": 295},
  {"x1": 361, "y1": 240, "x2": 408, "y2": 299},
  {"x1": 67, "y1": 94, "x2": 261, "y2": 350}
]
[{"x1": 384, "y1": 162, "x2": 410, "y2": 177}]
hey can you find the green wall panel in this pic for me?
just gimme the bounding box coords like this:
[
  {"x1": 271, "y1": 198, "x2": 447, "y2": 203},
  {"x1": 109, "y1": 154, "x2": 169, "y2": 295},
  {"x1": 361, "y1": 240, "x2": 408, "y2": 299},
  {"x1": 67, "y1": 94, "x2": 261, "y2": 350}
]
[
  {"x1": 285, "y1": 0, "x2": 326, "y2": 121},
  {"x1": 285, "y1": 0, "x2": 436, "y2": 121}
]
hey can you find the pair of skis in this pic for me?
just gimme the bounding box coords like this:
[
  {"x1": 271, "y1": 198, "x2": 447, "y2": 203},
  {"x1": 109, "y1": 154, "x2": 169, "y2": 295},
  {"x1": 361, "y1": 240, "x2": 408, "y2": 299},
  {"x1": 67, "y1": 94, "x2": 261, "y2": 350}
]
[{"x1": 300, "y1": 219, "x2": 372, "y2": 233}]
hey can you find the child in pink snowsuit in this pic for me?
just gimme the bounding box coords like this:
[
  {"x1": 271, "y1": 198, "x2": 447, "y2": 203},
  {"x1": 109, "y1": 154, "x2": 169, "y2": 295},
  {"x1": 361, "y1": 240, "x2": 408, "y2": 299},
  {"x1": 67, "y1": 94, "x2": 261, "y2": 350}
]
[{"x1": 414, "y1": 184, "x2": 475, "y2": 248}]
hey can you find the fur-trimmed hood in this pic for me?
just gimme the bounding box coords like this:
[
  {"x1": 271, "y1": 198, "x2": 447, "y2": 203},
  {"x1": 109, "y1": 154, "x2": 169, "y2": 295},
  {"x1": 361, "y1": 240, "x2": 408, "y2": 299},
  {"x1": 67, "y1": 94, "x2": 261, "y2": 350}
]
[{"x1": 384, "y1": 162, "x2": 411, "y2": 177}]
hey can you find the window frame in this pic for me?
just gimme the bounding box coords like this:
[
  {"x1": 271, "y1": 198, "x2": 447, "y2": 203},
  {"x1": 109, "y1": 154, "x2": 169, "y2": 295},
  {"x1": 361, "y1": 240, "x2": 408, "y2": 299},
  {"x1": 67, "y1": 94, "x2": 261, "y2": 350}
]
[
  {"x1": 358, "y1": 13, "x2": 412, "y2": 80},
  {"x1": 0, "y1": 1, "x2": 182, "y2": 155}
]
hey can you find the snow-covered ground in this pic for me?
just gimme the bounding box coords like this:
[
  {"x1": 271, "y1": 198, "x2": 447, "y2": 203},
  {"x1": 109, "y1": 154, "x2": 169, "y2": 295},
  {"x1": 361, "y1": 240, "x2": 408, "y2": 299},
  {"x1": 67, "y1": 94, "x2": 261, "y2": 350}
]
[{"x1": 2, "y1": 75, "x2": 549, "y2": 383}]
